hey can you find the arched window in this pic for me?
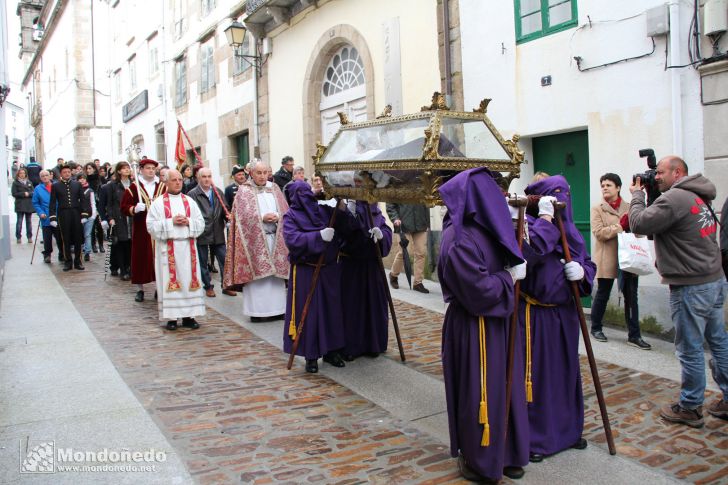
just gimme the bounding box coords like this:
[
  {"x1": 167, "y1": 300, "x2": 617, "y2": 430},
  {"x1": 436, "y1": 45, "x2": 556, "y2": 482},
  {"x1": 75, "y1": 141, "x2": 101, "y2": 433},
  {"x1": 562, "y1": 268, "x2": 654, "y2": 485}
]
[
  {"x1": 319, "y1": 45, "x2": 367, "y2": 144},
  {"x1": 322, "y1": 46, "x2": 365, "y2": 97}
]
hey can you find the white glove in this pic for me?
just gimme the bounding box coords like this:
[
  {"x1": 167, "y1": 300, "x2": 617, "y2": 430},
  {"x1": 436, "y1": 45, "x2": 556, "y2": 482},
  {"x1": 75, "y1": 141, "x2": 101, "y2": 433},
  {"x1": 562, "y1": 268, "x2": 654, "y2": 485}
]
[
  {"x1": 320, "y1": 227, "x2": 335, "y2": 242},
  {"x1": 101, "y1": 220, "x2": 109, "y2": 230},
  {"x1": 507, "y1": 202, "x2": 520, "y2": 220},
  {"x1": 81, "y1": 218, "x2": 88, "y2": 224},
  {"x1": 369, "y1": 227, "x2": 383, "y2": 242},
  {"x1": 506, "y1": 195, "x2": 527, "y2": 220},
  {"x1": 134, "y1": 202, "x2": 146, "y2": 213},
  {"x1": 346, "y1": 199, "x2": 357, "y2": 215},
  {"x1": 50, "y1": 221, "x2": 58, "y2": 228},
  {"x1": 506, "y1": 262, "x2": 527, "y2": 282},
  {"x1": 561, "y1": 259, "x2": 585, "y2": 281},
  {"x1": 538, "y1": 196, "x2": 557, "y2": 218}
]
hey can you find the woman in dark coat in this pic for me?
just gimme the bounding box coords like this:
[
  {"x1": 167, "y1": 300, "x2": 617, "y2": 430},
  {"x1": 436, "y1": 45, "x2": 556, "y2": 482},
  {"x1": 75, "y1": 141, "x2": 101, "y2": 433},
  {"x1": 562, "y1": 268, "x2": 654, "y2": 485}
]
[
  {"x1": 85, "y1": 163, "x2": 106, "y2": 253},
  {"x1": 12, "y1": 168, "x2": 36, "y2": 243},
  {"x1": 106, "y1": 162, "x2": 134, "y2": 279}
]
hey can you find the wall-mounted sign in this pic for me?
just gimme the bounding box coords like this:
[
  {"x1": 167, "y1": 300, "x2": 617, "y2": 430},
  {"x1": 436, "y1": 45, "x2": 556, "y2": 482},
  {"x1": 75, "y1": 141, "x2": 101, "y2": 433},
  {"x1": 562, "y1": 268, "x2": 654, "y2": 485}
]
[{"x1": 122, "y1": 90, "x2": 148, "y2": 122}]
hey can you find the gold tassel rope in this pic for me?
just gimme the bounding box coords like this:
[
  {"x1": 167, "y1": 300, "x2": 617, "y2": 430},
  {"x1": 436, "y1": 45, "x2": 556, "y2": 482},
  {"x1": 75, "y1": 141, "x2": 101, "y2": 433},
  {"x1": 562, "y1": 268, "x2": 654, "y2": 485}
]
[
  {"x1": 521, "y1": 293, "x2": 556, "y2": 404},
  {"x1": 288, "y1": 265, "x2": 297, "y2": 339},
  {"x1": 478, "y1": 316, "x2": 490, "y2": 447}
]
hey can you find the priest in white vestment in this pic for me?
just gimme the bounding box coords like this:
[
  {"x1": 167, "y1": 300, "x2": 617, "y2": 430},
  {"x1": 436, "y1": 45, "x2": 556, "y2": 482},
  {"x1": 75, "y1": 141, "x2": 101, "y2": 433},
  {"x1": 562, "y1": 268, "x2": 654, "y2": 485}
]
[
  {"x1": 146, "y1": 170, "x2": 206, "y2": 330},
  {"x1": 223, "y1": 161, "x2": 290, "y2": 322}
]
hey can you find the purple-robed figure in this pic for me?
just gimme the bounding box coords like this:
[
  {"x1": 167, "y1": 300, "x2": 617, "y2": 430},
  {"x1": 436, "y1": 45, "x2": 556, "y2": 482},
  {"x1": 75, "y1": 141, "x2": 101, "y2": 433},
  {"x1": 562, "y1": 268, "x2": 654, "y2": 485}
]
[
  {"x1": 282, "y1": 182, "x2": 351, "y2": 369},
  {"x1": 438, "y1": 168, "x2": 530, "y2": 482},
  {"x1": 520, "y1": 175, "x2": 596, "y2": 457},
  {"x1": 340, "y1": 201, "x2": 393, "y2": 360}
]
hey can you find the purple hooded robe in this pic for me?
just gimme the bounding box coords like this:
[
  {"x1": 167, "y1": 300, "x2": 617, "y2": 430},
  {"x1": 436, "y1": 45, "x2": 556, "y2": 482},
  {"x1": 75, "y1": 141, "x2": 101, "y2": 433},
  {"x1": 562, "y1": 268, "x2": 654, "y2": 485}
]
[
  {"x1": 438, "y1": 168, "x2": 529, "y2": 481},
  {"x1": 282, "y1": 182, "x2": 351, "y2": 360},
  {"x1": 340, "y1": 201, "x2": 393, "y2": 358},
  {"x1": 520, "y1": 175, "x2": 596, "y2": 456}
]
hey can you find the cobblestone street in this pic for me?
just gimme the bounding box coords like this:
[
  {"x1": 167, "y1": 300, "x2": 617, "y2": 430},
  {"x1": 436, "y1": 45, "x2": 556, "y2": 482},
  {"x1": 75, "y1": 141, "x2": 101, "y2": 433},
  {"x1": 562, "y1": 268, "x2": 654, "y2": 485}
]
[{"x1": 1, "y1": 241, "x2": 727, "y2": 484}]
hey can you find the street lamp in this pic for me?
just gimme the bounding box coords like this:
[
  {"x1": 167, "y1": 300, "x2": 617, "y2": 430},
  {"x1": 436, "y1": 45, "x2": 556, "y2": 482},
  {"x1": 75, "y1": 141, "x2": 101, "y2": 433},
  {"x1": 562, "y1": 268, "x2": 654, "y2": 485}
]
[{"x1": 225, "y1": 21, "x2": 260, "y2": 69}]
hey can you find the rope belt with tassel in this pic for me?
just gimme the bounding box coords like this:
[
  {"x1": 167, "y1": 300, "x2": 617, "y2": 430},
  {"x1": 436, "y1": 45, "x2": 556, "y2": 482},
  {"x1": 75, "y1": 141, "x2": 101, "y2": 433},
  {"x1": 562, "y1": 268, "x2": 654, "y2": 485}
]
[{"x1": 521, "y1": 293, "x2": 556, "y2": 403}]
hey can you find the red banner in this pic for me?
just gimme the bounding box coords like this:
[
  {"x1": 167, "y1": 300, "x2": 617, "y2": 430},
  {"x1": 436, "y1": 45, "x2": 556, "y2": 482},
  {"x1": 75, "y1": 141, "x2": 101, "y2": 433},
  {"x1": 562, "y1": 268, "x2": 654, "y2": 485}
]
[{"x1": 174, "y1": 125, "x2": 186, "y2": 170}]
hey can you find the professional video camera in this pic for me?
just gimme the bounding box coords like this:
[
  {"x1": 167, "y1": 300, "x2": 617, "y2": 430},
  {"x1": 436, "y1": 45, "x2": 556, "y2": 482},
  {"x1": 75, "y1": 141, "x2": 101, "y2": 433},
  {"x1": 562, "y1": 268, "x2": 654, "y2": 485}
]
[{"x1": 634, "y1": 148, "x2": 661, "y2": 206}]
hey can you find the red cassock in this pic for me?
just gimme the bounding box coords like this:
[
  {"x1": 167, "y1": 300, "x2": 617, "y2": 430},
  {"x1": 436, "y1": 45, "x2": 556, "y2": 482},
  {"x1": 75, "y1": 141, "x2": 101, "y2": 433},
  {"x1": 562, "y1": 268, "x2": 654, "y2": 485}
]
[{"x1": 120, "y1": 182, "x2": 167, "y2": 284}]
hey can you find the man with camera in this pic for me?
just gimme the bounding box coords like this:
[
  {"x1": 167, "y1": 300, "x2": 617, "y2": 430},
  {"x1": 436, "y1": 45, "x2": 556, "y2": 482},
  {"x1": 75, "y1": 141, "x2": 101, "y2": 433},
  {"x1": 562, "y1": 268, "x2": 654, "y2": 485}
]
[{"x1": 629, "y1": 155, "x2": 727, "y2": 428}]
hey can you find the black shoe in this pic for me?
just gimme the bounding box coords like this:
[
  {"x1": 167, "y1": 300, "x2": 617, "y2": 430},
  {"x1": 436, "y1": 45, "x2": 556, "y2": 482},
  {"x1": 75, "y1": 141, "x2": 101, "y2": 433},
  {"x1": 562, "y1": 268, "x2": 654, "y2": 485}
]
[
  {"x1": 529, "y1": 452, "x2": 544, "y2": 463},
  {"x1": 503, "y1": 466, "x2": 525, "y2": 480},
  {"x1": 135, "y1": 291, "x2": 144, "y2": 302},
  {"x1": 250, "y1": 316, "x2": 263, "y2": 323},
  {"x1": 154, "y1": 291, "x2": 158, "y2": 300},
  {"x1": 343, "y1": 354, "x2": 356, "y2": 362},
  {"x1": 63, "y1": 260, "x2": 72, "y2": 271},
  {"x1": 92, "y1": 247, "x2": 98, "y2": 253},
  {"x1": 305, "y1": 359, "x2": 319, "y2": 373},
  {"x1": 74, "y1": 259, "x2": 85, "y2": 270},
  {"x1": 389, "y1": 275, "x2": 399, "y2": 289},
  {"x1": 182, "y1": 317, "x2": 199, "y2": 329},
  {"x1": 413, "y1": 283, "x2": 430, "y2": 294},
  {"x1": 84, "y1": 253, "x2": 90, "y2": 262},
  {"x1": 628, "y1": 337, "x2": 652, "y2": 350},
  {"x1": 323, "y1": 352, "x2": 346, "y2": 368},
  {"x1": 110, "y1": 270, "x2": 119, "y2": 276},
  {"x1": 363, "y1": 352, "x2": 380, "y2": 358},
  {"x1": 591, "y1": 331, "x2": 608, "y2": 342},
  {"x1": 210, "y1": 266, "x2": 218, "y2": 274},
  {"x1": 458, "y1": 454, "x2": 497, "y2": 484},
  {"x1": 166, "y1": 320, "x2": 178, "y2": 330},
  {"x1": 43, "y1": 255, "x2": 51, "y2": 264},
  {"x1": 99, "y1": 246, "x2": 105, "y2": 253},
  {"x1": 121, "y1": 273, "x2": 131, "y2": 281},
  {"x1": 571, "y1": 438, "x2": 587, "y2": 450}
]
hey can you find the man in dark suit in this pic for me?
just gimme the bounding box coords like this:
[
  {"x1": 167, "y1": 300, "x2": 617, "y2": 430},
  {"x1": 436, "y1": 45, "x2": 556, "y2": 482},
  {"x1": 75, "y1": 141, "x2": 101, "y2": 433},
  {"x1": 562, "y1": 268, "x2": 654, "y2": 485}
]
[
  {"x1": 49, "y1": 163, "x2": 91, "y2": 271},
  {"x1": 224, "y1": 165, "x2": 247, "y2": 208},
  {"x1": 188, "y1": 167, "x2": 235, "y2": 297}
]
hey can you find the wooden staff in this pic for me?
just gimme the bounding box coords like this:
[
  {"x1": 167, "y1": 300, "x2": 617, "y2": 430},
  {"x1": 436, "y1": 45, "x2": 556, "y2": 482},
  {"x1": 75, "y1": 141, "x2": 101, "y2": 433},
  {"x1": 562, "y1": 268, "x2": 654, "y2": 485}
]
[
  {"x1": 177, "y1": 120, "x2": 230, "y2": 219},
  {"x1": 365, "y1": 204, "x2": 406, "y2": 362},
  {"x1": 504, "y1": 195, "x2": 527, "y2": 434},
  {"x1": 29, "y1": 218, "x2": 42, "y2": 264},
  {"x1": 286, "y1": 203, "x2": 340, "y2": 370},
  {"x1": 553, "y1": 201, "x2": 617, "y2": 456}
]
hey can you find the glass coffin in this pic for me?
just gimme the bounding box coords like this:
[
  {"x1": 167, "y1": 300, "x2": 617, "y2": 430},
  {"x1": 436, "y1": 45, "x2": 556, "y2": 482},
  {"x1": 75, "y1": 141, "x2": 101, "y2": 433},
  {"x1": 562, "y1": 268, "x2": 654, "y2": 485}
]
[{"x1": 314, "y1": 95, "x2": 525, "y2": 206}]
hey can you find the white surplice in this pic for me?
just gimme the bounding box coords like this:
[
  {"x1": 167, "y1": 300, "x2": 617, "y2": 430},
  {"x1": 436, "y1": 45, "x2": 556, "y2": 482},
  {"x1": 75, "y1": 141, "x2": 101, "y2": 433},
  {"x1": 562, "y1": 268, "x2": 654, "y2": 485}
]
[
  {"x1": 242, "y1": 182, "x2": 287, "y2": 317},
  {"x1": 146, "y1": 193, "x2": 206, "y2": 320}
]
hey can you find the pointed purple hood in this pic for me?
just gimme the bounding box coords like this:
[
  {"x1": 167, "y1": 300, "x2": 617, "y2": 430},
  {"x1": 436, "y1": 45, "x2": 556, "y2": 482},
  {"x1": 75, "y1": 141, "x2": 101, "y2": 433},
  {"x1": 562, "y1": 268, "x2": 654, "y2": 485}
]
[{"x1": 439, "y1": 167, "x2": 524, "y2": 266}]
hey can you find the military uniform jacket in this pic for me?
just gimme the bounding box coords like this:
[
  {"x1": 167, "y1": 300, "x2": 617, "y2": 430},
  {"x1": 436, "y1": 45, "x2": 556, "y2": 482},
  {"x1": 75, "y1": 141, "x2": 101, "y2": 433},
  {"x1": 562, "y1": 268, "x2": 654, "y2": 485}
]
[{"x1": 49, "y1": 179, "x2": 91, "y2": 221}]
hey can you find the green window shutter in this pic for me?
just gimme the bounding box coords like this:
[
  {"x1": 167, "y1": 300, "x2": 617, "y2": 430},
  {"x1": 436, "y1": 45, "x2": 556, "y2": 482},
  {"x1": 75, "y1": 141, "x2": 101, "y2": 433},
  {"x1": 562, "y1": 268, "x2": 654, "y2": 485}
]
[{"x1": 515, "y1": 0, "x2": 578, "y2": 44}]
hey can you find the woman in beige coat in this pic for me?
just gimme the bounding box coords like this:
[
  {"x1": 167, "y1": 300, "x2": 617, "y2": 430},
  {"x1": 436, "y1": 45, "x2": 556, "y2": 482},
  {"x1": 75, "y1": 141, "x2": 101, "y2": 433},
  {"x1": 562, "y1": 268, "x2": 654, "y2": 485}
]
[{"x1": 590, "y1": 173, "x2": 651, "y2": 349}]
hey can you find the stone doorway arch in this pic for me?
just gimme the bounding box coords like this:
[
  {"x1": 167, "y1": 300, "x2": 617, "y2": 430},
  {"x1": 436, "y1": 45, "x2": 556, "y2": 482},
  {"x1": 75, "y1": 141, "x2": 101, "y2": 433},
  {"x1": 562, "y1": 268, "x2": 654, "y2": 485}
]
[{"x1": 302, "y1": 24, "x2": 375, "y2": 173}]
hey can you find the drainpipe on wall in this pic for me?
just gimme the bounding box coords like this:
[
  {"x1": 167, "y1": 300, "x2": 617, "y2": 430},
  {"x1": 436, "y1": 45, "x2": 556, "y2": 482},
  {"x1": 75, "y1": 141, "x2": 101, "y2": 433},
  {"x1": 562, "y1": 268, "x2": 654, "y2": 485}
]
[
  {"x1": 443, "y1": 0, "x2": 453, "y2": 103},
  {"x1": 91, "y1": 0, "x2": 96, "y2": 127},
  {"x1": 669, "y1": 2, "x2": 683, "y2": 156},
  {"x1": 252, "y1": 36, "x2": 260, "y2": 159}
]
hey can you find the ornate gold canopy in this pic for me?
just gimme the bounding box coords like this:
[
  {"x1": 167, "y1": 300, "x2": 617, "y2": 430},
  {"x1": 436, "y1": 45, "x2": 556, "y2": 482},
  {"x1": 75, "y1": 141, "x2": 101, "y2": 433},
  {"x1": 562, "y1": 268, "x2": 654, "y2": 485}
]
[{"x1": 313, "y1": 92, "x2": 525, "y2": 206}]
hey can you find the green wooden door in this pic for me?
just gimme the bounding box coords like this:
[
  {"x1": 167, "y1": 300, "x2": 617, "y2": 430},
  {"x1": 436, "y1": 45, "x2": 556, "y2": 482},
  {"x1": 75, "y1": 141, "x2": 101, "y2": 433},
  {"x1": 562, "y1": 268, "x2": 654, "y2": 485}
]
[
  {"x1": 532, "y1": 130, "x2": 591, "y2": 305},
  {"x1": 236, "y1": 132, "x2": 249, "y2": 167}
]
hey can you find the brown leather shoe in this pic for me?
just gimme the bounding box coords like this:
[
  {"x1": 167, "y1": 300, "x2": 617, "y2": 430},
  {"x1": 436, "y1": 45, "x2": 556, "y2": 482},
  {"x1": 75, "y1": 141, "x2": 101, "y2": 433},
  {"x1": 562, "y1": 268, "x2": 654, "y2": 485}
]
[
  {"x1": 205, "y1": 288, "x2": 216, "y2": 297},
  {"x1": 389, "y1": 275, "x2": 399, "y2": 289},
  {"x1": 222, "y1": 289, "x2": 237, "y2": 296},
  {"x1": 413, "y1": 283, "x2": 429, "y2": 294},
  {"x1": 660, "y1": 402, "x2": 704, "y2": 428},
  {"x1": 708, "y1": 398, "x2": 728, "y2": 420}
]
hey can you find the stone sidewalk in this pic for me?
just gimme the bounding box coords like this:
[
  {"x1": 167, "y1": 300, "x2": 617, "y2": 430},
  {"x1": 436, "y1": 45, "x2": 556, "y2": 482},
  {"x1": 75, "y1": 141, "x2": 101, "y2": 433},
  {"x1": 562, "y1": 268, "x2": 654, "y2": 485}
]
[{"x1": 2, "y1": 225, "x2": 727, "y2": 484}]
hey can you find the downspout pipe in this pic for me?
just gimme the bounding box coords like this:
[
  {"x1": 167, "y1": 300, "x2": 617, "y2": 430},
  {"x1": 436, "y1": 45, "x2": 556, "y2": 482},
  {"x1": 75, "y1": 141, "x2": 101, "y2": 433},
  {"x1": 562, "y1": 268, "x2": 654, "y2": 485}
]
[
  {"x1": 443, "y1": 0, "x2": 452, "y2": 101},
  {"x1": 669, "y1": 2, "x2": 683, "y2": 156},
  {"x1": 91, "y1": 0, "x2": 96, "y2": 127},
  {"x1": 253, "y1": 36, "x2": 260, "y2": 158}
]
